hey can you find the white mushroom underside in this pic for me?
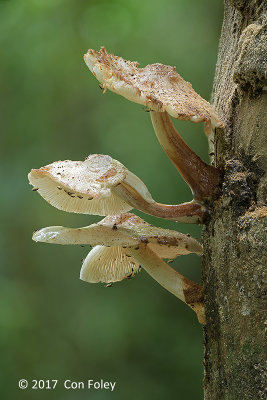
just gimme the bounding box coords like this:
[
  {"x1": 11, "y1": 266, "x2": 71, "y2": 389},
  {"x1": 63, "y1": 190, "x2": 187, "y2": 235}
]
[
  {"x1": 80, "y1": 245, "x2": 140, "y2": 283},
  {"x1": 29, "y1": 173, "x2": 132, "y2": 215}
]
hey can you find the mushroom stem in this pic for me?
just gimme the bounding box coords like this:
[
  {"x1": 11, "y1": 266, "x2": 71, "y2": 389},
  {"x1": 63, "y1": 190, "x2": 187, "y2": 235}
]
[
  {"x1": 127, "y1": 245, "x2": 206, "y2": 324},
  {"x1": 150, "y1": 111, "x2": 221, "y2": 201},
  {"x1": 114, "y1": 184, "x2": 205, "y2": 224}
]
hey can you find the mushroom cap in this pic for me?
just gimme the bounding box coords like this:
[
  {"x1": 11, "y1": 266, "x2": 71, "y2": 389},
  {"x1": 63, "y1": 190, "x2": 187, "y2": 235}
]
[
  {"x1": 84, "y1": 47, "x2": 223, "y2": 129},
  {"x1": 80, "y1": 245, "x2": 140, "y2": 283},
  {"x1": 28, "y1": 154, "x2": 132, "y2": 215},
  {"x1": 32, "y1": 223, "x2": 139, "y2": 247},
  {"x1": 33, "y1": 213, "x2": 203, "y2": 259},
  {"x1": 100, "y1": 214, "x2": 203, "y2": 257}
]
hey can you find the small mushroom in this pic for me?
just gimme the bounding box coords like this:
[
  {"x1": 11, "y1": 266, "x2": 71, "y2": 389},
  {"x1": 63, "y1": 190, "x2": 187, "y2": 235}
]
[
  {"x1": 80, "y1": 245, "x2": 140, "y2": 283},
  {"x1": 29, "y1": 154, "x2": 204, "y2": 223},
  {"x1": 84, "y1": 47, "x2": 223, "y2": 201},
  {"x1": 33, "y1": 212, "x2": 205, "y2": 323}
]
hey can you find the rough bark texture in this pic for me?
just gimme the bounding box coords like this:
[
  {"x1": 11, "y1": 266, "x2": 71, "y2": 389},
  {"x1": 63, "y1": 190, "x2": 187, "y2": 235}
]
[{"x1": 203, "y1": 1, "x2": 267, "y2": 399}]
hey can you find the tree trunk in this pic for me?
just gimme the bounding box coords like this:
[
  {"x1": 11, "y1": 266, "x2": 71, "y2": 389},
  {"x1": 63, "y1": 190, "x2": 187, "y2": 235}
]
[{"x1": 203, "y1": 1, "x2": 267, "y2": 399}]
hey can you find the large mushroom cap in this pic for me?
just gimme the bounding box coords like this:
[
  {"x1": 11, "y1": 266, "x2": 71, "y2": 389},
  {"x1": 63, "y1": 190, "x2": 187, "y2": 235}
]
[
  {"x1": 28, "y1": 154, "x2": 132, "y2": 215},
  {"x1": 84, "y1": 47, "x2": 223, "y2": 130},
  {"x1": 33, "y1": 213, "x2": 203, "y2": 259}
]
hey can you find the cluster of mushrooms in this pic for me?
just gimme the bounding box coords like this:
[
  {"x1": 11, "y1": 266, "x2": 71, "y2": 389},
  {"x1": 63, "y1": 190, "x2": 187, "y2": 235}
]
[{"x1": 29, "y1": 47, "x2": 224, "y2": 324}]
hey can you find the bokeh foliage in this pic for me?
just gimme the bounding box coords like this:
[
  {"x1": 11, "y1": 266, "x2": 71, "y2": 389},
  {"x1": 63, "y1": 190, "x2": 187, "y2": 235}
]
[{"x1": 0, "y1": 0, "x2": 223, "y2": 399}]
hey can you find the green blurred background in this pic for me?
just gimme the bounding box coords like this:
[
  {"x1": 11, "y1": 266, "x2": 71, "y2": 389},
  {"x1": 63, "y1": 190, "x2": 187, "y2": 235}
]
[{"x1": 0, "y1": 0, "x2": 223, "y2": 398}]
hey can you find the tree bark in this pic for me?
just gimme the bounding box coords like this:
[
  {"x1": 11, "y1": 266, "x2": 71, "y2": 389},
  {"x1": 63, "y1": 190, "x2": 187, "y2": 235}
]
[{"x1": 203, "y1": 1, "x2": 267, "y2": 399}]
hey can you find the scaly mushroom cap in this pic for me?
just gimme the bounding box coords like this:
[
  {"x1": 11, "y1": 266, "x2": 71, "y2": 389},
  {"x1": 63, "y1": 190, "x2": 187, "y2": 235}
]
[
  {"x1": 84, "y1": 47, "x2": 223, "y2": 130},
  {"x1": 80, "y1": 245, "x2": 140, "y2": 283},
  {"x1": 29, "y1": 154, "x2": 134, "y2": 216},
  {"x1": 33, "y1": 213, "x2": 203, "y2": 259},
  {"x1": 99, "y1": 214, "x2": 203, "y2": 257}
]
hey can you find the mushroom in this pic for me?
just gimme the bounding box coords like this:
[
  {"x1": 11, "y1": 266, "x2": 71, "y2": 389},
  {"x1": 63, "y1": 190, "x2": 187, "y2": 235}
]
[
  {"x1": 33, "y1": 213, "x2": 205, "y2": 324},
  {"x1": 84, "y1": 47, "x2": 223, "y2": 201},
  {"x1": 28, "y1": 154, "x2": 205, "y2": 223},
  {"x1": 28, "y1": 154, "x2": 130, "y2": 216},
  {"x1": 33, "y1": 213, "x2": 203, "y2": 255},
  {"x1": 80, "y1": 245, "x2": 141, "y2": 283}
]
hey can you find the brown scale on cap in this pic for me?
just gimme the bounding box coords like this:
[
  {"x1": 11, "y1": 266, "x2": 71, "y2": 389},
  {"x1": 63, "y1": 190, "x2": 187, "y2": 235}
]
[
  {"x1": 102, "y1": 213, "x2": 144, "y2": 227},
  {"x1": 96, "y1": 167, "x2": 118, "y2": 182}
]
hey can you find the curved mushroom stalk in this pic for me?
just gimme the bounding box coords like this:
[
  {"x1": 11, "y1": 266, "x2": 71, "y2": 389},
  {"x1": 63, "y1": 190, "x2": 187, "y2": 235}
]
[
  {"x1": 127, "y1": 245, "x2": 205, "y2": 324},
  {"x1": 114, "y1": 182, "x2": 204, "y2": 224},
  {"x1": 150, "y1": 111, "x2": 221, "y2": 201},
  {"x1": 114, "y1": 169, "x2": 205, "y2": 223},
  {"x1": 29, "y1": 154, "x2": 206, "y2": 223}
]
